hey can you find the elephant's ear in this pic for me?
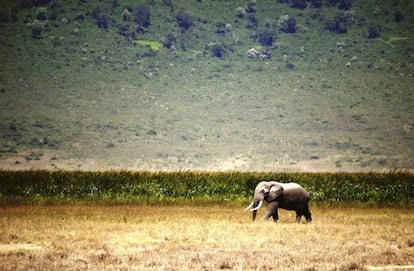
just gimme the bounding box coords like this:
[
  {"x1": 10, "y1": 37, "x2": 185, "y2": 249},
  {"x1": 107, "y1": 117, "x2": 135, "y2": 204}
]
[{"x1": 268, "y1": 184, "x2": 283, "y2": 201}]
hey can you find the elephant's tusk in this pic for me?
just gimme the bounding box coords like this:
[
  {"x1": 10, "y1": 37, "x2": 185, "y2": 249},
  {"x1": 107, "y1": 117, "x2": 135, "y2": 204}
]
[
  {"x1": 244, "y1": 202, "x2": 254, "y2": 211},
  {"x1": 250, "y1": 200, "x2": 263, "y2": 211}
]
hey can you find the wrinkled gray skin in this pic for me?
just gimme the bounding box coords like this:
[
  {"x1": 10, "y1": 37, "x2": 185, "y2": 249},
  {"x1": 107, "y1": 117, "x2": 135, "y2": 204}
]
[{"x1": 245, "y1": 181, "x2": 312, "y2": 223}]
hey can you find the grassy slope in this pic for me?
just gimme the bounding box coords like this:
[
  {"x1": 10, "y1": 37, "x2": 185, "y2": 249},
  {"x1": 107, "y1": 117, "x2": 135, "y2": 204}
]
[{"x1": 0, "y1": 0, "x2": 413, "y2": 171}]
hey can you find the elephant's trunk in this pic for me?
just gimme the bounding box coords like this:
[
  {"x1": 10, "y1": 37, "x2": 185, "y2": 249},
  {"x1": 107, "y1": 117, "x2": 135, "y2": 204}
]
[
  {"x1": 251, "y1": 200, "x2": 263, "y2": 221},
  {"x1": 245, "y1": 200, "x2": 261, "y2": 221}
]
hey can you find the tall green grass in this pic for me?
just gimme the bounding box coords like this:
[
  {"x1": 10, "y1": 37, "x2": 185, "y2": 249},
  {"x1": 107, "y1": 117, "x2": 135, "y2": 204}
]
[{"x1": 0, "y1": 170, "x2": 412, "y2": 206}]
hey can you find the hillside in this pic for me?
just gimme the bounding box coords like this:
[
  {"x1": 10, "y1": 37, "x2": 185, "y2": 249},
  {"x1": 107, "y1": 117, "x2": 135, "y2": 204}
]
[{"x1": 0, "y1": 0, "x2": 413, "y2": 171}]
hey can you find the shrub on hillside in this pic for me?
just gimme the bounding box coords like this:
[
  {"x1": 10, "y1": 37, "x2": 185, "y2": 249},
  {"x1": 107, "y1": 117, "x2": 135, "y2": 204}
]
[
  {"x1": 0, "y1": 8, "x2": 10, "y2": 23},
  {"x1": 280, "y1": 17, "x2": 297, "y2": 33},
  {"x1": 211, "y1": 43, "x2": 225, "y2": 58},
  {"x1": 134, "y1": 4, "x2": 151, "y2": 28},
  {"x1": 326, "y1": 0, "x2": 352, "y2": 10},
  {"x1": 161, "y1": 32, "x2": 176, "y2": 49},
  {"x1": 163, "y1": 0, "x2": 174, "y2": 12},
  {"x1": 31, "y1": 20, "x2": 46, "y2": 38},
  {"x1": 394, "y1": 11, "x2": 404, "y2": 22},
  {"x1": 246, "y1": 14, "x2": 258, "y2": 30},
  {"x1": 324, "y1": 13, "x2": 349, "y2": 34},
  {"x1": 310, "y1": 0, "x2": 323, "y2": 8},
  {"x1": 177, "y1": 10, "x2": 193, "y2": 30},
  {"x1": 92, "y1": 5, "x2": 110, "y2": 29},
  {"x1": 246, "y1": 0, "x2": 257, "y2": 13},
  {"x1": 97, "y1": 15, "x2": 109, "y2": 29},
  {"x1": 36, "y1": 7, "x2": 48, "y2": 21},
  {"x1": 291, "y1": 0, "x2": 306, "y2": 9},
  {"x1": 20, "y1": 0, "x2": 53, "y2": 8},
  {"x1": 258, "y1": 28, "x2": 274, "y2": 46},
  {"x1": 366, "y1": 25, "x2": 380, "y2": 39},
  {"x1": 338, "y1": 0, "x2": 352, "y2": 10}
]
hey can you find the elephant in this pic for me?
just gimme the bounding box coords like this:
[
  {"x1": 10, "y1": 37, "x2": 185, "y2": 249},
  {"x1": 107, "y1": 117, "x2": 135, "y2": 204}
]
[{"x1": 245, "y1": 181, "x2": 312, "y2": 223}]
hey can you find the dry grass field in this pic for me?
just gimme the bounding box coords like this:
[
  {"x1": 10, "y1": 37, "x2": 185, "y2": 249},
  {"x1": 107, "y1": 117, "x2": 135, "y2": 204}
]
[{"x1": 0, "y1": 205, "x2": 413, "y2": 271}]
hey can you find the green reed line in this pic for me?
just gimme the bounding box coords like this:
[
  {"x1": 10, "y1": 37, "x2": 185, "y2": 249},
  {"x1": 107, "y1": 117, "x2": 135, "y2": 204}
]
[{"x1": 0, "y1": 170, "x2": 412, "y2": 206}]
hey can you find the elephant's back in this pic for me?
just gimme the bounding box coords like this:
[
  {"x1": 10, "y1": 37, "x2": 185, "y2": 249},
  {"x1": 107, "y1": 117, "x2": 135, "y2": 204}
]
[
  {"x1": 282, "y1": 182, "x2": 311, "y2": 201},
  {"x1": 281, "y1": 182, "x2": 304, "y2": 190}
]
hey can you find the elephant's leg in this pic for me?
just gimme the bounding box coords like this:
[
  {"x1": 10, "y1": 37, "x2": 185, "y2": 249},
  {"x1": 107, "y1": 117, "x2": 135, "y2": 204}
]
[
  {"x1": 304, "y1": 205, "x2": 312, "y2": 223},
  {"x1": 262, "y1": 208, "x2": 272, "y2": 221},
  {"x1": 272, "y1": 209, "x2": 279, "y2": 222},
  {"x1": 297, "y1": 205, "x2": 312, "y2": 223},
  {"x1": 263, "y1": 201, "x2": 279, "y2": 222},
  {"x1": 305, "y1": 212, "x2": 312, "y2": 222},
  {"x1": 295, "y1": 210, "x2": 302, "y2": 223}
]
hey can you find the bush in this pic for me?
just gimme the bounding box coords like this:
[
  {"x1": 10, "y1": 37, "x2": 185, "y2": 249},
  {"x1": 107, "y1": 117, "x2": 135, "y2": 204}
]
[
  {"x1": 0, "y1": 8, "x2": 10, "y2": 23},
  {"x1": 367, "y1": 25, "x2": 380, "y2": 39},
  {"x1": 161, "y1": 33, "x2": 176, "y2": 49},
  {"x1": 338, "y1": 0, "x2": 352, "y2": 10},
  {"x1": 20, "y1": 0, "x2": 53, "y2": 8},
  {"x1": 91, "y1": 5, "x2": 110, "y2": 29},
  {"x1": 325, "y1": 0, "x2": 351, "y2": 10},
  {"x1": 118, "y1": 24, "x2": 129, "y2": 37},
  {"x1": 97, "y1": 15, "x2": 109, "y2": 29},
  {"x1": 91, "y1": 5, "x2": 101, "y2": 20},
  {"x1": 246, "y1": 14, "x2": 258, "y2": 30},
  {"x1": 31, "y1": 21, "x2": 44, "y2": 38},
  {"x1": 280, "y1": 17, "x2": 297, "y2": 33},
  {"x1": 291, "y1": 0, "x2": 307, "y2": 9},
  {"x1": 324, "y1": 13, "x2": 348, "y2": 34},
  {"x1": 394, "y1": 11, "x2": 404, "y2": 22},
  {"x1": 36, "y1": 7, "x2": 47, "y2": 21},
  {"x1": 235, "y1": 7, "x2": 246, "y2": 18},
  {"x1": 209, "y1": 43, "x2": 226, "y2": 58},
  {"x1": 163, "y1": 0, "x2": 174, "y2": 12},
  {"x1": 258, "y1": 28, "x2": 274, "y2": 46},
  {"x1": 246, "y1": 0, "x2": 257, "y2": 13},
  {"x1": 176, "y1": 10, "x2": 193, "y2": 30},
  {"x1": 134, "y1": 4, "x2": 151, "y2": 28},
  {"x1": 310, "y1": 0, "x2": 323, "y2": 8}
]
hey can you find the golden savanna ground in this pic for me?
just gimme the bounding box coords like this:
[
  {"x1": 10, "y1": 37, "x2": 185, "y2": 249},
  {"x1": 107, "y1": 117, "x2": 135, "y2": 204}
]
[{"x1": 0, "y1": 205, "x2": 413, "y2": 270}]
